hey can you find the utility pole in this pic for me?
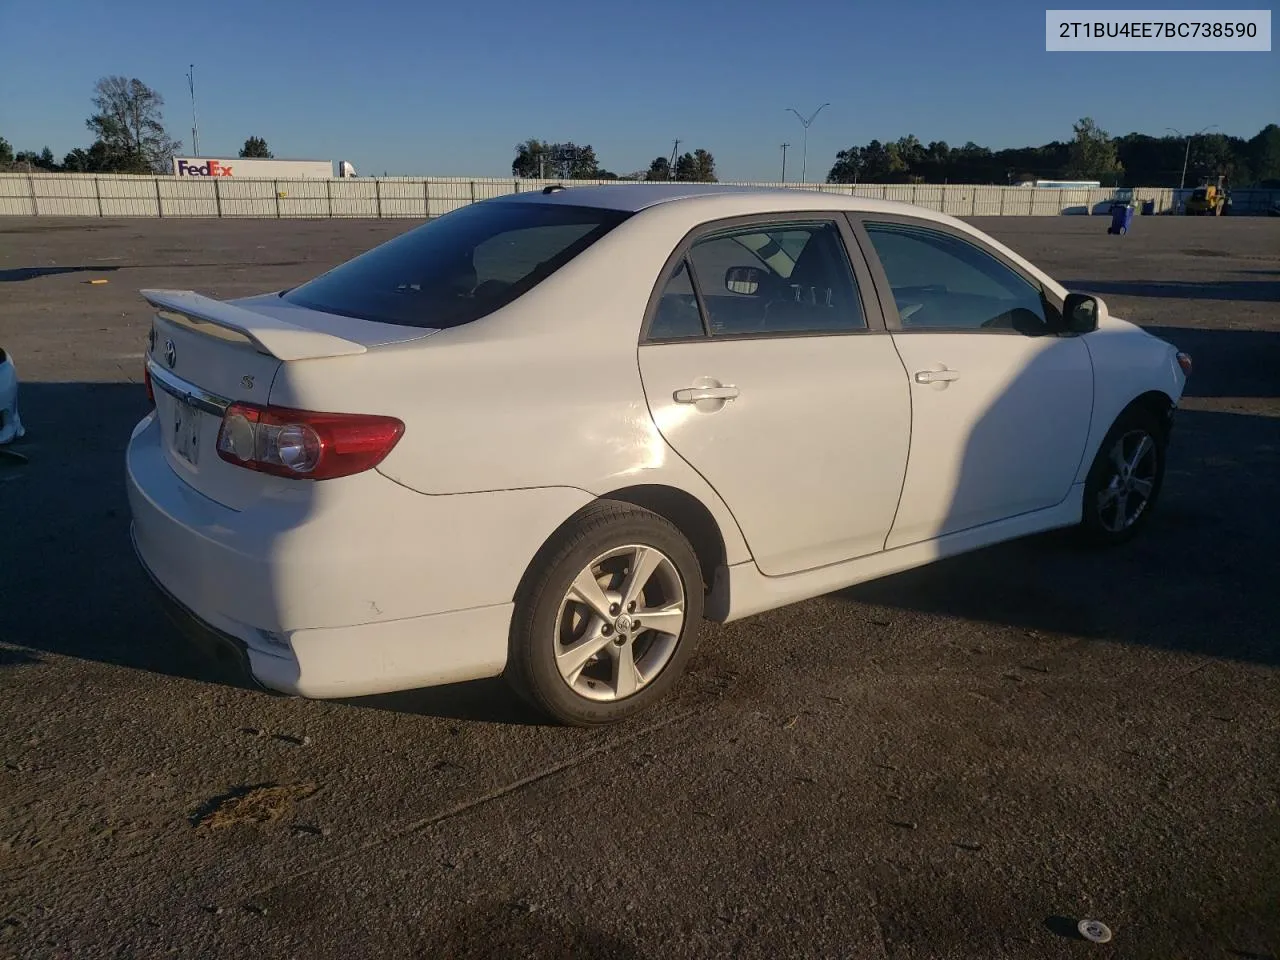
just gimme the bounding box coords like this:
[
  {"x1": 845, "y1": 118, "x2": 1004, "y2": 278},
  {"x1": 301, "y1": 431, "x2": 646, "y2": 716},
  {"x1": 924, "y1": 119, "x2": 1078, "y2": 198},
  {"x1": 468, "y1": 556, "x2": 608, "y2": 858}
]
[
  {"x1": 668, "y1": 139, "x2": 681, "y2": 179},
  {"x1": 786, "y1": 103, "x2": 830, "y2": 183},
  {"x1": 187, "y1": 65, "x2": 200, "y2": 157},
  {"x1": 1167, "y1": 124, "x2": 1217, "y2": 189},
  {"x1": 780, "y1": 143, "x2": 790, "y2": 183}
]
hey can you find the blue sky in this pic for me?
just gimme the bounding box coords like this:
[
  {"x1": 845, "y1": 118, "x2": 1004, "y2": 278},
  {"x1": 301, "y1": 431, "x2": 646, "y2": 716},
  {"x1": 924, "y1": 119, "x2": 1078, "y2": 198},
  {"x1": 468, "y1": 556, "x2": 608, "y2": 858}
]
[{"x1": 1, "y1": 0, "x2": 1274, "y2": 180}]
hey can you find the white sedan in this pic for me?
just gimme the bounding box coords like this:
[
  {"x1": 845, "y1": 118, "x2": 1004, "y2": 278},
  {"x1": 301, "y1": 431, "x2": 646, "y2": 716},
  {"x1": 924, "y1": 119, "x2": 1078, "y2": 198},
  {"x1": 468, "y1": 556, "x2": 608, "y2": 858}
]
[{"x1": 127, "y1": 185, "x2": 1192, "y2": 725}]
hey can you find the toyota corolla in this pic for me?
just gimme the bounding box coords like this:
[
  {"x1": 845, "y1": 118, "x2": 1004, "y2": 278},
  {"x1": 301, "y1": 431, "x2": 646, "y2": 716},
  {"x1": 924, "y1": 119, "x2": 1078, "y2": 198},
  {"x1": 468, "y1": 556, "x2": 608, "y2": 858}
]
[{"x1": 127, "y1": 184, "x2": 1191, "y2": 725}]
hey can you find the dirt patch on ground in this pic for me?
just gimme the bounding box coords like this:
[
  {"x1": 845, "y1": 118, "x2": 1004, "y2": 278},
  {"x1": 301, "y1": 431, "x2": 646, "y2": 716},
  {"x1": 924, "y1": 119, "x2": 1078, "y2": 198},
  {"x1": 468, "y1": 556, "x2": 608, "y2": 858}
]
[{"x1": 192, "y1": 783, "x2": 318, "y2": 830}]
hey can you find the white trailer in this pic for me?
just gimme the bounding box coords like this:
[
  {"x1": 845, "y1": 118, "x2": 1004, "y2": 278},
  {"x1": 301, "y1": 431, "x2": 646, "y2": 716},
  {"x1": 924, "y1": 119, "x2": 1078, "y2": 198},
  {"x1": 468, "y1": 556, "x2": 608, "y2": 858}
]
[{"x1": 172, "y1": 157, "x2": 338, "y2": 179}]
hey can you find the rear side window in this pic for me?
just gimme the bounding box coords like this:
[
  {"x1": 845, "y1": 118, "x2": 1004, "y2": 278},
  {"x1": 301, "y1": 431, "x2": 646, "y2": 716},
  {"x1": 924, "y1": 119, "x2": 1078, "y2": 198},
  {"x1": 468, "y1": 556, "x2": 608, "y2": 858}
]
[
  {"x1": 686, "y1": 220, "x2": 865, "y2": 336},
  {"x1": 283, "y1": 202, "x2": 629, "y2": 328}
]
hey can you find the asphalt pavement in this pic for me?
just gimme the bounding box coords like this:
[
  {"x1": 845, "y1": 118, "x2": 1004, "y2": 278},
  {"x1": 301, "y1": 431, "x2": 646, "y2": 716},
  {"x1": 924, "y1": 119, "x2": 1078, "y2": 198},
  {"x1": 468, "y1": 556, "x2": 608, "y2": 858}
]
[{"x1": 0, "y1": 213, "x2": 1277, "y2": 960}]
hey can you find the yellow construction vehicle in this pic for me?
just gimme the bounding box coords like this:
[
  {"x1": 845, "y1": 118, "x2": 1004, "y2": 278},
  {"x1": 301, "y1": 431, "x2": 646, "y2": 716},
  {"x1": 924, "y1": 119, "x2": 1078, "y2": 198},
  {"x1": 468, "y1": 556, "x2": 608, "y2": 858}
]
[{"x1": 1184, "y1": 176, "x2": 1230, "y2": 216}]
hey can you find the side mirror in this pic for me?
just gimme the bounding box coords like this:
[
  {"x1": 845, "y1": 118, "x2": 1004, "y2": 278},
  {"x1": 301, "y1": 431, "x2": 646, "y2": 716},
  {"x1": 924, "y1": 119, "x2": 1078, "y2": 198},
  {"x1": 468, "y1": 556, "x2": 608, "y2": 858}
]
[
  {"x1": 1062, "y1": 292, "x2": 1103, "y2": 333},
  {"x1": 725, "y1": 266, "x2": 764, "y2": 296}
]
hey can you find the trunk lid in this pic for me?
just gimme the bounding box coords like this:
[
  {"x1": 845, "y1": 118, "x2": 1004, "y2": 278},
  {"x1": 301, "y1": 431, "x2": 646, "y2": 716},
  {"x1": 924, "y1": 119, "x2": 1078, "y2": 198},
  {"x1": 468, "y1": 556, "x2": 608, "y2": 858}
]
[{"x1": 142, "y1": 289, "x2": 435, "y2": 509}]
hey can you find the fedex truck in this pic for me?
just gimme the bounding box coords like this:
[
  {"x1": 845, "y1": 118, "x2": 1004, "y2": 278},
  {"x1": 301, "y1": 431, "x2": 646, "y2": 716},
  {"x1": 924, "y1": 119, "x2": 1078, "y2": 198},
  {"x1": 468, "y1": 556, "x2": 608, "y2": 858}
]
[{"x1": 172, "y1": 158, "x2": 357, "y2": 178}]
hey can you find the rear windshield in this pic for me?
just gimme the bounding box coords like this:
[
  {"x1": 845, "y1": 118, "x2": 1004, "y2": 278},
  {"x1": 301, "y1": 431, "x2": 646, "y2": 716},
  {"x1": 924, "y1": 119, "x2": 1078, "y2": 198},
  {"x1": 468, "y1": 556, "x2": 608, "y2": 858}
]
[{"x1": 282, "y1": 201, "x2": 630, "y2": 328}]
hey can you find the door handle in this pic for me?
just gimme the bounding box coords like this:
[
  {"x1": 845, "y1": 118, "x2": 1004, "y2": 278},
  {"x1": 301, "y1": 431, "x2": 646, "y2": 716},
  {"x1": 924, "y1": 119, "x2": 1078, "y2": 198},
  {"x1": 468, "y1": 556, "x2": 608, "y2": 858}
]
[
  {"x1": 914, "y1": 369, "x2": 960, "y2": 384},
  {"x1": 674, "y1": 386, "x2": 740, "y2": 403}
]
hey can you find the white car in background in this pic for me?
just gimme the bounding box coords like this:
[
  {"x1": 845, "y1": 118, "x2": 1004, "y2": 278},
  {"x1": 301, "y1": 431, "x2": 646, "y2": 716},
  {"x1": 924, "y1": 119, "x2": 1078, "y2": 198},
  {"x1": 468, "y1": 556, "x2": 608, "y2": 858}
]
[
  {"x1": 0, "y1": 347, "x2": 25, "y2": 445},
  {"x1": 127, "y1": 185, "x2": 1191, "y2": 725}
]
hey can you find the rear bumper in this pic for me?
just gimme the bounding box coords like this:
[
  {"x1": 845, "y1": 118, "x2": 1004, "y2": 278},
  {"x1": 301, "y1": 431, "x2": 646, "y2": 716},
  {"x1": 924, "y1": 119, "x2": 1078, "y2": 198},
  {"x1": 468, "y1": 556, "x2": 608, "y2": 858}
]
[
  {"x1": 135, "y1": 528, "x2": 514, "y2": 697},
  {"x1": 135, "y1": 539, "x2": 265, "y2": 690},
  {"x1": 126, "y1": 411, "x2": 589, "y2": 698}
]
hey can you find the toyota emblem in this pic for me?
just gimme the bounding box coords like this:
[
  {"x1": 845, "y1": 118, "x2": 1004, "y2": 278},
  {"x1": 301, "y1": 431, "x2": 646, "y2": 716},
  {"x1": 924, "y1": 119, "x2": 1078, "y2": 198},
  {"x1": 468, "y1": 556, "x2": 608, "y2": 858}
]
[{"x1": 164, "y1": 338, "x2": 177, "y2": 369}]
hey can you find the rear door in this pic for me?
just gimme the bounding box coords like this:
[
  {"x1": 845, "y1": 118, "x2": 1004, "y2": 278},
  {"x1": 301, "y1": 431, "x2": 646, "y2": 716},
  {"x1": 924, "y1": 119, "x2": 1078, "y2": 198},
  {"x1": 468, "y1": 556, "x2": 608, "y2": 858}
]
[
  {"x1": 850, "y1": 216, "x2": 1093, "y2": 549},
  {"x1": 637, "y1": 214, "x2": 912, "y2": 577}
]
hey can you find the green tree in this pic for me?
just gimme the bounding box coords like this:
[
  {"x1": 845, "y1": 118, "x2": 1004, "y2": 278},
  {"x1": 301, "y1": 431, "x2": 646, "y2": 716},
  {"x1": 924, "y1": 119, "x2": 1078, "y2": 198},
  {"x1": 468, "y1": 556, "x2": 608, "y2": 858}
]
[
  {"x1": 672, "y1": 149, "x2": 717, "y2": 182},
  {"x1": 1188, "y1": 133, "x2": 1247, "y2": 185},
  {"x1": 14, "y1": 147, "x2": 59, "y2": 171},
  {"x1": 512, "y1": 139, "x2": 601, "y2": 179},
  {"x1": 62, "y1": 147, "x2": 93, "y2": 172},
  {"x1": 61, "y1": 142, "x2": 114, "y2": 173},
  {"x1": 645, "y1": 156, "x2": 671, "y2": 181},
  {"x1": 0, "y1": 137, "x2": 13, "y2": 164},
  {"x1": 826, "y1": 146, "x2": 863, "y2": 183},
  {"x1": 689, "y1": 148, "x2": 717, "y2": 182},
  {"x1": 549, "y1": 143, "x2": 600, "y2": 179},
  {"x1": 894, "y1": 135, "x2": 925, "y2": 174},
  {"x1": 240, "y1": 136, "x2": 273, "y2": 159},
  {"x1": 86, "y1": 76, "x2": 181, "y2": 173},
  {"x1": 1247, "y1": 123, "x2": 1280, "y2": 184},
  {"x1": 860, "y1": 140, "x2": 896, "y2": 180},
  {"x1": 673, "y1": 152, "x2": 695, "y2": 181},
  {"x1": 1065, "y1": 117, "x2": 1123, "y2": 185},
  {"x1": 512, "y1": 138, "x2": 553, "y2": 178}
]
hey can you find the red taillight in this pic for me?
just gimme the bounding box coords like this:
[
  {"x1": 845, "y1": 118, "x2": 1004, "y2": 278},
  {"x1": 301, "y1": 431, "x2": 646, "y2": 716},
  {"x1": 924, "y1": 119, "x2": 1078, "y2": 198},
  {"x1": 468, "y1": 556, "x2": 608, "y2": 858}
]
[
  {"x1": 144, "y1": 363, "x2": 155, "y2": 406},
  {"x1": 216, "y1": 402, "x2": 404, "y2": 480}
]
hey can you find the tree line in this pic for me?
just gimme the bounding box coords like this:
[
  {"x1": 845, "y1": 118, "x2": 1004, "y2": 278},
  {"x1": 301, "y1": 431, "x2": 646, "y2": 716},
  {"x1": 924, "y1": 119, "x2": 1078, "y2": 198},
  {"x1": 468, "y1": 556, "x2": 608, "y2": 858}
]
[
  {"x1": 5, "y1": 86, "x2": 1274, "y2": 189},
  {"x1": 512, "y1": 139, "x2": 718, "y2": 182},
  {"x1": 0, "y1": 76, "x2": 275, "y2": 174},
  {"x1": 826, "y1": 117, "x2": 1280, "y2": 188}
]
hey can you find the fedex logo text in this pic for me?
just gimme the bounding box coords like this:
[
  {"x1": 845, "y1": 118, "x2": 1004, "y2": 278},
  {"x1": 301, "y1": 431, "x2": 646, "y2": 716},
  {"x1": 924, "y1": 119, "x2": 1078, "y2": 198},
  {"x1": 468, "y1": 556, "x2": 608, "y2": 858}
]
[{"x1": 176, "y1": 159, "x2": 234, "y2": 177}]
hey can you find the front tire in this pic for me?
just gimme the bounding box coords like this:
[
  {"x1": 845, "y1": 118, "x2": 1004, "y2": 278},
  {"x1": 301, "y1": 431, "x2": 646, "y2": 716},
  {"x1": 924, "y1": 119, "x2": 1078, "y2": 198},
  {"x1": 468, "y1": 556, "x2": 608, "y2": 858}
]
[
  {"x1": 1079, "y1": 406, "x2": 1167, "y2": 546},
  {"x1": 506, "y1": 501, "x2": 704, "y2": 726}
]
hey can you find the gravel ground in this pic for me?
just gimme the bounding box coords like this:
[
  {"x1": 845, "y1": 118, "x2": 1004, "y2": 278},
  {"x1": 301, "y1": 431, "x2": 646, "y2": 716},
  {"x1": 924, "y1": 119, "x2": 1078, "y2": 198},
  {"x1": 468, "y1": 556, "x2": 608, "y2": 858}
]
[{"x1": 0, "y1": 213, "x2": 1277, "y2": 960}]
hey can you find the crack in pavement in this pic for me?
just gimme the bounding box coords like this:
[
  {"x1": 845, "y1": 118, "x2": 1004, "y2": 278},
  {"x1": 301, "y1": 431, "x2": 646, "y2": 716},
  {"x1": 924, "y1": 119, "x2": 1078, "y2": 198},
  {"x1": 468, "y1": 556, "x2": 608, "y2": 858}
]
[{"x1": 237, "y1": 704, "x2": 703, "y2": 905}]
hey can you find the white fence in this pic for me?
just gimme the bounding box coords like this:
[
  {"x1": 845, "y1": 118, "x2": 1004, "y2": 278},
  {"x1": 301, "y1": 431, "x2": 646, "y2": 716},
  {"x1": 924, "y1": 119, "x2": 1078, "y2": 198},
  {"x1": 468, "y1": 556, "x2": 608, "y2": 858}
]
[{"x1": 1, "y1": 173, "x2": 1277, "y2": 218}]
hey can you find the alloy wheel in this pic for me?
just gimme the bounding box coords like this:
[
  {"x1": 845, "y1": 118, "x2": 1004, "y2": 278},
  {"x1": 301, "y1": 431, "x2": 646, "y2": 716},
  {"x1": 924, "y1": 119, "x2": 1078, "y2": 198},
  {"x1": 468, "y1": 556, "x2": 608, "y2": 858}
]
[
  {"x1": 553, "y1": 544, "x2": 686, "y2": 702},
  {"x1": 1096, "y1": 429, "x2": 1158, "y2": 533}
]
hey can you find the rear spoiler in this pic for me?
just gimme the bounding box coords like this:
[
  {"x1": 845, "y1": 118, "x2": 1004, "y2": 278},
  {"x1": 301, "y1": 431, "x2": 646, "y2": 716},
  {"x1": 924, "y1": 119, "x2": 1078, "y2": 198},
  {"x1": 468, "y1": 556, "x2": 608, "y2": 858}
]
[{"x1": 140, "y1": 289, "x2": 367, "y2": 362}]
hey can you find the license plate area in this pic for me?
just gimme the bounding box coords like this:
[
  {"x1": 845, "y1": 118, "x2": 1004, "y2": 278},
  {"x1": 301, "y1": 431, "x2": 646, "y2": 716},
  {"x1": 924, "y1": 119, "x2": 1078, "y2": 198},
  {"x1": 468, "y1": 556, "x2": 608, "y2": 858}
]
[{"x1": 169, "y1": 397, "x2": 203, "y2": 466}]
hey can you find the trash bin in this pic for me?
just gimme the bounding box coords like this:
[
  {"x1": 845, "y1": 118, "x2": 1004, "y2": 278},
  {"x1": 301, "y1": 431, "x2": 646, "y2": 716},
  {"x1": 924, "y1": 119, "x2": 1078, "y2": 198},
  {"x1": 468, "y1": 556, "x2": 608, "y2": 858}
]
[
  {"x1": 1107, "y1": 202, "x2": 1134, "y2": 235},
  {"x1": 1141, "y1": 200, "x2": 1156, "y2": 216}
]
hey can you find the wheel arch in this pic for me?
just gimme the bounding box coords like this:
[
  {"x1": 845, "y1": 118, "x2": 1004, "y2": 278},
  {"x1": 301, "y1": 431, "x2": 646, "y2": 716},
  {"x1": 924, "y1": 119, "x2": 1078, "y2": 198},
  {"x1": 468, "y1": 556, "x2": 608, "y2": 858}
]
[
  {"x1": 1121, "y1": 389, "x2": 1176, "y2": 437},
  {"x1": 597, "y1": 484, "x2": 729, "y2": 601},
  {"x1": 514, "y1": 483, "x2": 735, "y2": 621}
]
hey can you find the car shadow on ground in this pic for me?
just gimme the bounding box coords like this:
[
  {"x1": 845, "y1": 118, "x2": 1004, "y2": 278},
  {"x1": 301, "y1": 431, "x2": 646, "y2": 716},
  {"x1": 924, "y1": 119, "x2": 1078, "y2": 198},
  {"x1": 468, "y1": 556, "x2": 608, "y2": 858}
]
[
  {"x1": 0, "y1": 265, "x2": 122, "y2": 282},
  {"x1": 0, "y1": 381, "x2": 545, "y2": 724},
  {"x1": 836, "y1": 325, "x2": 1280, "y2": 668},
  {"x1": 2, "y1": 326, "x2": 1277, "y2": 727}
]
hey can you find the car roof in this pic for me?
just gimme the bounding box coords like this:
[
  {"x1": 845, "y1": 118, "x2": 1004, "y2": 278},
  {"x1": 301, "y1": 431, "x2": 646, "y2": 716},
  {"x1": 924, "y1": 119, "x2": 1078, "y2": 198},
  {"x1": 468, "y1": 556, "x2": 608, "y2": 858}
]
[
  {"x1": 488, "y1": 183, "x2": 1066, "y2": 295},
  {"x1": 497, "y1": 183, "x2": 785, "y2": 212},
  {"x1": 493, "y1": 182, "x2": 979, "y2": 227}
]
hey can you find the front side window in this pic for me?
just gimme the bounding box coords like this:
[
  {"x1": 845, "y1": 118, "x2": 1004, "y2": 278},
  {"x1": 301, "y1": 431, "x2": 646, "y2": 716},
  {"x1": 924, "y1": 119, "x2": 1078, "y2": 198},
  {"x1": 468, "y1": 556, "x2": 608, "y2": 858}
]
[
  {"x1": 283, "y1": 201, "x2": 629, "y2": 328},
  {"x1": 862, "y1": 222, "x2": 1050, "y2": 334},
  {"x1": 684, "y1": 220, "x2": 866, "y2": 337}
]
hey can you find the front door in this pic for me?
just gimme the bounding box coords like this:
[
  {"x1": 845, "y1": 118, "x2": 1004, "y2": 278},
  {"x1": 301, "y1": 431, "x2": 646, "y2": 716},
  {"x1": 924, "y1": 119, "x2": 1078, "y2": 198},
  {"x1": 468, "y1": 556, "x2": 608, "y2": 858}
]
[
  {"x1": 638, "y1": 216, "x2": 911, "y2": 576},
  {"x1": 855, "y1": 218, "x2": 1094, "y2": 549}
]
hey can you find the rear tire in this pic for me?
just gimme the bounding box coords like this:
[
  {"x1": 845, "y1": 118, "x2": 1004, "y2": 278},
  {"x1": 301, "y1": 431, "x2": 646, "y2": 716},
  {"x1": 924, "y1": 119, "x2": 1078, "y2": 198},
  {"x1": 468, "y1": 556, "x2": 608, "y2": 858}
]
[
  {"x1": 506, "y1": 501, "x2": 704, "y2": 726},
  {"x1": 1078, "y1": 406, "x2": 1167, "y2": 547}
]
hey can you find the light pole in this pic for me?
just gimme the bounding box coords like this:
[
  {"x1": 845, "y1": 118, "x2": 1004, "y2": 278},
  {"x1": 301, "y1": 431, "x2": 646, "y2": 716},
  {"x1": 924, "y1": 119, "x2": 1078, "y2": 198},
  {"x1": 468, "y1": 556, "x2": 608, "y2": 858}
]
[
  {"x1": 780, "y1": 143, "x2": 790, "y2": 183},
  {"x1": 187, "y1": 64, "x2": 200, "y2": 157},
  {"x1": 1167, "y1": 125, "x2": 1217, "y2": 190},
  {"x1": 786, "y1": 103, "x2": 829, "y2": 184}
]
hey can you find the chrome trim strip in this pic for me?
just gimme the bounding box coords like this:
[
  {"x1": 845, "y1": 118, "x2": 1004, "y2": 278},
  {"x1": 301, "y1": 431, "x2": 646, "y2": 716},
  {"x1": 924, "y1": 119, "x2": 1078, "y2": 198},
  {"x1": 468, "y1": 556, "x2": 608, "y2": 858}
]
[{"x1": 147, "y1": 360, "x2": 232, "y2": 415}]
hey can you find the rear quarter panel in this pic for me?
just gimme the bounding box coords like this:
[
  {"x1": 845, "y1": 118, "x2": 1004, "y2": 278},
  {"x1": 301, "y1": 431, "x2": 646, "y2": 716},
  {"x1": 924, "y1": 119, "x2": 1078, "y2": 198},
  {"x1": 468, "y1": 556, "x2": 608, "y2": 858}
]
[{"x1": 265, "y1": 212, "x2": 752, "y2": 565}]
